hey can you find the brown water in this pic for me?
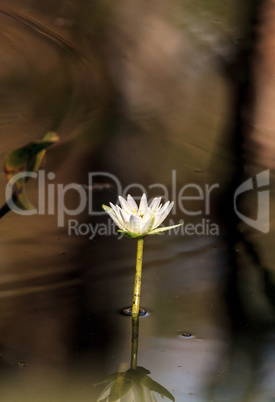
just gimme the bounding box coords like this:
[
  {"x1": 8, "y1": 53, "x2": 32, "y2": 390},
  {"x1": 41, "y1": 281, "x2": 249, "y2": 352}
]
[{"x1": 0, "y1": 1, "x2": 275, "y2": 401}]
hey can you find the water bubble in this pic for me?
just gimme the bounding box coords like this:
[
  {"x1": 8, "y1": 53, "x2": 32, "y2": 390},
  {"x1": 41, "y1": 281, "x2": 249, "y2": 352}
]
[
  {"x1": 121, "y1": 307, "x2": 148, "y2": 317},
  {"x1": 178, "y1": 332, "x2": 194, "y2": 339}
]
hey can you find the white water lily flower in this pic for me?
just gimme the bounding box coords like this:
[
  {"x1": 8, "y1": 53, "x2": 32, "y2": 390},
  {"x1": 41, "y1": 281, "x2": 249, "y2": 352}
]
[{"x1": 102, "y1": 194, "x2": 183, "y2": 238}]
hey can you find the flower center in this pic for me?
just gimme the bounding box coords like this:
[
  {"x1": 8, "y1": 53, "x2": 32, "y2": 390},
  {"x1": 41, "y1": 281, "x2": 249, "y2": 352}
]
[
  {"x1": 131, "y1": 208, "x2": 145, "y2": 219},
  {"x1": 139, "y1": 211, "x2": 145, "y2": 218}
]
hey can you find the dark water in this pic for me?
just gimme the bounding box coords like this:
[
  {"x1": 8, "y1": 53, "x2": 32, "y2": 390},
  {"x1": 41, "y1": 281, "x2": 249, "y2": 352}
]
[{"x1": 0, "y1": 0, "x2": 275, "y2": 401}]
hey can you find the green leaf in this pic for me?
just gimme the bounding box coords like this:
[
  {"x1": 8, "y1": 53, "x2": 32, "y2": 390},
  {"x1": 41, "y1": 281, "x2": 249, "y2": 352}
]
[
  {"x1": 135, "y1": 367, "x2": 151, "y2": 376},
  {"x1": 4, "y1": 132, "x2": 59, "y2": 211},
  {"x1": 117, "y1": 230, "x2": 142, "y2": 239},
  {"x1": 125, "y1": 367, "x2": 151, "y2": 382},
  {"x1": 149, "y1": 221, "x2": 184, "y2": 235},
  {"x1": 4, "y1": 132, "x2": 59, "y2": 178},
  {"x1": 94, "y1": 372, "x2": 120, "y2": 386},
  {"x1": 94, "y1": 367, "x2": 150, "y2": 388},
  {"x1": 141, "y1": 376, "x2": 175, "y2": 401}
]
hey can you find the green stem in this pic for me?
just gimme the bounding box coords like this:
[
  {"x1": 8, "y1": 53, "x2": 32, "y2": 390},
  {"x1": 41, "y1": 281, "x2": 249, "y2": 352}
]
[{"x1": 131, "y1": 237, "x2": 144, "y2": 370}]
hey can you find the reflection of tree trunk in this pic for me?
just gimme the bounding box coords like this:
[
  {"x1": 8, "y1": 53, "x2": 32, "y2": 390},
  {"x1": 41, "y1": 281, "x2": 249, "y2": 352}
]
[
  {"x1": 220, "y1": 0, "x2": 262, "y2": 331},
  {"x1": 211, "y1": 0, "x2": 275, "y2": 398}
]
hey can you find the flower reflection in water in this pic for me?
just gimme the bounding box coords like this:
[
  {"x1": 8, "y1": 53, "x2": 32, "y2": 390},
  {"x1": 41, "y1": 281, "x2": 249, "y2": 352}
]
[{"x1": 95, "y1": 366, "x2": 174, "y2": 402}]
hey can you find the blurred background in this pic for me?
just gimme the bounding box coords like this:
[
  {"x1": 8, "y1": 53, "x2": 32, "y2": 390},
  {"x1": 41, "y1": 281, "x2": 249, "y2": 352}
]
[{"x1": 0, "y1": 0, "x2": 274, "y2": 400}]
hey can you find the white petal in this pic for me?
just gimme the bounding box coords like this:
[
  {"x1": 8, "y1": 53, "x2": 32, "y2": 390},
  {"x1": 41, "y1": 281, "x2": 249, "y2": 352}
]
[
  {"x1": 109, "y1": 203, "x2": 128, "y2": 230},
  {"x1": 121, "y1": 388, "x2": 135, "y2": 402},
  {"x1": 140, "y1": 216, "x2": 155, "y2": 235},
  {"x1": 127, "y1": 194, "x2": 138, "y2": 210},
  {"x1": 119, "y1": 196, "x2": 132, "y2": 213},
  {"x1": 103, "y1": 203, "x2": 117, "y2": 219},
  {"x1": 129, "y1": 214, "x2": 143, "y2": 234},
  {"x1": 131, "y1": 384, "x2": 156, "y2": 402},
  {"x1": 138, "y1": 193, "x2": 148, "y2": 213},
  {"x1": 109, "y1": 202, "x2": 119, "y2": 215},
  {"x1": 149, "y1": 197, "x2": 161, "y2": 213},
  {"x1": 120, "y1": 208, "x2": 131, "y2": 226},
  {"x1": 110, "y1": 214, "x2": 127, "y2": 231},
  {"x1": 152, "y1": 201, "x2": 174, "y2": 229},
  {"x1": 110, "y1": 202, "x2": 123, "y2": 220},
  {"x1": 96, "y1": 382, "x2": 114, "y2": 401},
  {"x1": 142, "y1": 207, "x2": 152, "y2": 223}
]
